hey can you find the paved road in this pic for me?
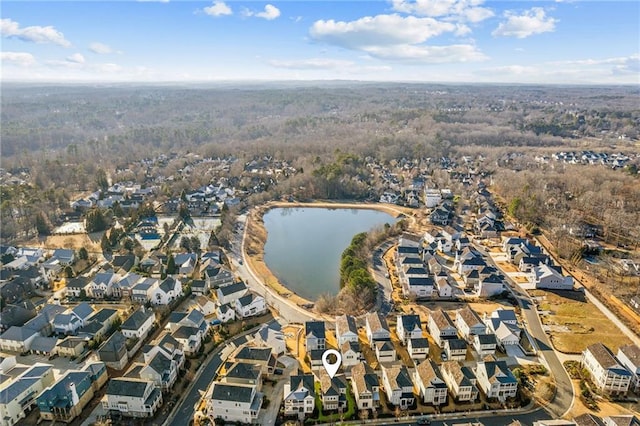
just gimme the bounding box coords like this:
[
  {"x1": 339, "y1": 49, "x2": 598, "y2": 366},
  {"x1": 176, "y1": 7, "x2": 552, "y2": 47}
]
[
  {"x1": 479, "y1": 243, "x2": 574, "y2": 419},
  {"x1": 164, "y1": 324, "x2": 268, "y2": 426}
]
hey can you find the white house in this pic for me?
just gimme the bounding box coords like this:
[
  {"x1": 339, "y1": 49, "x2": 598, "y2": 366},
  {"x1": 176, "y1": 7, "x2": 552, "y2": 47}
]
[
  {"x1": 194, "y1": 295, "x2": 216, "y2": 317},
  {"x1": 341, "y1": 341, "x2": 361, "y2": 367},
  {"x1": 305, "y1": 321, "x2": 326, "y2": 351},
  {"x1": 617, "y1": 344, "x2": 640, "y2": 393},
  {"x1": 207, "y1": 382, "x2": 262, "y2": 424},
  {"x1": 475, "y1": 359, "x2": 518, "y2": 402},
  {"x1": 381, "y1": 364, "x2": 414, "y2": 409},
  {"x1": 120, "y1": 307, "x2": 155, "y2": 340},
  {"x1": 436, "y1": 277, "x2": 453, "y2": 298},
  {"x1": 131, "y1": 278, "x2": 159, "y2": 303},
  {"x1": 582, "y1": 343, "x2": 632, "y2": 396},
  {"x1": 408, "y1": 338, "x2": 429, "y2": 361},
  {"x1": 216, "y1": 303, "x2": 235, "y2": 323},
  {"x1": 87, "y1": 271, "x2": 120, "y2": 299},
  {"x1": 530, "y1": 264, "x2": 574, "y2": 290},
  {"x1": 413, "y1": 359, "x2": 447, "y2": 406},
  {"x1": 428, "y1": 309, "x2": 457, "y2": 347},
  {"x1": 403, "y1": 276, "x2": 435, "y2": 299},
  {"x1": 473, "y1": 333, "x2": 497, "y2": 357},
  {"x1": 475, "y1": 274, "x2": 505, "y2": 298},
  {"x1": 102, "y1": 378, "x2": 162, "y2": 418},
  {"x1": 441, "y1": 361, "x2": 478, "y2": 402},
  {"x1": 350, "y1": 363, "x2": 380, "y2": 411},
  {"x1": 396, "y1": 314, "x2": 422, "y2": 344},
  {"x1": 283, "y1": 374, "x2": 315, "y2": 417},
  {"x1": 216, "y1": 281, "x2": 247, "y2": 306},
  {"x1": 375, "y1": 341, "x2": 396, "y2": 364},
  {"x1": 235, "y1": 293, "x2": 266, "y2": 318},
  {"x1": 365, "y1": 313, "x2": 390, "y2": 348},
  {"x1": 151, "y1": 277, "x2": 182, "y2": 305},
  {"x1": 335, "y1": 314, "x2": 358, "y2": 346},
  {"x1": 0, "y1": 364, "x2": 55, "y2": 426},
  {"x1": 456, "y1": 307, "x2": 486, "y2": 341},
  {"x1": 444, "y1": 339, "x2": 468, "y2": 361},
  {"x1": 53, "y1": 303, "x2": 94, "y2": 336},
  {"x1": 254, "y1": 323, "x2": 286, "y2": 355}
]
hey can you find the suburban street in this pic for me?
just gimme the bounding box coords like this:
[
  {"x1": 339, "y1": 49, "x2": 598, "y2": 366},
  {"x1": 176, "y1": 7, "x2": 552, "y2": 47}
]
[{"x1": 480, "y1": 244, "x2": 575, "y2": 419}]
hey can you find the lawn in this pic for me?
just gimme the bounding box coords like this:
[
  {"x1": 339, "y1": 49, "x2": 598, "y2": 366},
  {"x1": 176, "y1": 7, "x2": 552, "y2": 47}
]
[{"x1": 531, "y1": 289, "x2": 632, "y2": 353}]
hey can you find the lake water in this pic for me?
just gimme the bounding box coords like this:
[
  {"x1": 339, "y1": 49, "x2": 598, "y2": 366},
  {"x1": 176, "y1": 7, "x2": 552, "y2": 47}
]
[{"x1": 263, "y1": 207, "x2": 396, "y2": 300}]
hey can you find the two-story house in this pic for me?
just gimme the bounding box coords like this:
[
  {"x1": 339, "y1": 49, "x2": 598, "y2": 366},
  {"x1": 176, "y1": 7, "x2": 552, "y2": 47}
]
[
  {"x1": 319, "y1": 372, "x2": 348, "y2": 412},
  {"x1": 407, "y1": 337, "x2": 429, "y2": 361},
  {"x1": 396, "y1": 314, "x2": 422, "y2": 344},
  {"x1": 151, "y1": 277, "x2": 182, "y2": 305},
  {"x1": 381, "y1": 364, "x2": 414, "y2": 409},
  {"x1": 101, "y1": 378, "x2": 162, "y2": 418},
  {"x1": 413, "y1": 359, "x2": 447, "y2": 406},
  {"x1": 335, "y1": 315, "x2": 358, "y2": 346},
  {"x1": 428, "y1": 309, "x2": 457, "y2": 347},
  {"x1": 473, "y1": 333, "x2": 497, "y2": 357},
  {"x1": 375, "y1": 340, "x2": 396, "y2": 364},
  {"x1": 582, "y1": 343, "x2": 632, "y2": 396},
  {"x1": 365, "y1": 313, "x2": 391, "y2": 348},
  {"x1": 235, "y1": 293, "x2": 266, "y2": 318},
  {"x1": 617, "y1": 344, "x2": 640, "y2": 393},
  {"x1": 305, "y1": 321, "x2": 326, "y2": 351},
  {"x1": 120, "y1": 307, "x2": 155, "y2": 340},
  {"x1": 207, "y1": 382, "x2": 262, "y2": 424},
  {"x1": 475, "y1": 359, "x2": 518, "y2": 402},
  {"x1": 216, "y1": 281, "x2": 247, "y2": 306},
  {"x1": 283, "y1": 373, "x2": 315, "y2": 417},
  {"x1": 350, "y1": 363, "x2": 380, "y2": 411},
  {"x1": 456, "y1": 307, "x2": 486, "y2": 341},
  {"x1": 441, "y1": 361, "x2": 478, "y2": 402}
]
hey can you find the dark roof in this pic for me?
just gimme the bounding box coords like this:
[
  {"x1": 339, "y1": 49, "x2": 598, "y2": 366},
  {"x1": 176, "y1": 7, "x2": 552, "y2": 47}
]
[
  {"x1": 475, "y1": 333, "x2": 497, "y2": 345},
  {"x1": 87, "y1": 308, "x2": 118, "y2": 324},
  {"x1": 159, "y1": 276, "x2": 178, "y2": 293},
  {"x1": 305, "y1": 321, "x2": 326, "y2": 339},
  {"x1": 107, "y1": 378, "x2": 150, "y2": 398},
  {"x1": 121, "y1": 308, "x2": 153, "y2": 331},
  {"x1": 211, "y1": 383, "x2": 254, "y2": 403},
  {"x1": 409, "y1": 337, "x2": 429, "y2": 349},
  {"x1": 237, "y1": 293, "x2": 261, "y2": 307},
  {"x1": 225, "y1": 362, "x2": 261, "y2": 381},
  {"x1": 218, "y1": 281, "x2": 247, "y2": 296},
  {"x1": 445, "y1": 338, "x2": 468, "y2": 350},
  {"x1": 236, "y1": 346, "x2": 272, "y2": 362},
  {"x1": 67, "y1": 276, "x2": 89, "y2": 289},
  {"x1": 399, "y1": 314, "x2": 421, "y2": 332}
]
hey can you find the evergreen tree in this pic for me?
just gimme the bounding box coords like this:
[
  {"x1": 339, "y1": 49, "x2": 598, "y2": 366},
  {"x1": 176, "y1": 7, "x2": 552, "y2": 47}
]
[
  {"x1": 166, "y1": 253, "x2": 176, "y2": 274},
  {"x1": 78, "y1": 247, "x2": 89, "y2": 260},
  {"x1": 35, "y1": 212, "x2": 51, "y2": 235}
]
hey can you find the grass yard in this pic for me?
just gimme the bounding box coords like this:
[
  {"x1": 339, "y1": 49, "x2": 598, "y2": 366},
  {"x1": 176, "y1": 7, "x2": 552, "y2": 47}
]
[{"x1": 531, "y1": 289, "x2": 632, "y2": 354}]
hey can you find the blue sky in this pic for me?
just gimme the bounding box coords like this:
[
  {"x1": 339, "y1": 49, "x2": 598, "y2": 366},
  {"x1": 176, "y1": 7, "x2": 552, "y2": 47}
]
[{"x1": 1, "y1": 1, "x2": 639, "y2": 84}]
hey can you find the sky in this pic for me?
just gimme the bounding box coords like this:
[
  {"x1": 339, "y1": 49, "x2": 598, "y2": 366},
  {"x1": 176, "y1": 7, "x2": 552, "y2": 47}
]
[{"x1": 1, "y1": 1, "x2": 639, "y2": 84}]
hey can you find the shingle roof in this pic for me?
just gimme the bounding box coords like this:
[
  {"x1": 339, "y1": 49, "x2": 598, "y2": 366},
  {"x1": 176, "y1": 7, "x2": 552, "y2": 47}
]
[
  {"x1": 218, "y1": 281, "x2": 247, "y2": 296},
  {"x1": 335, "y1": 314, "x2": 357, "y2": 338},
  {"x1": 107, "y1": 378, "x2": 150, "y2": 398},
  {"x1": 415, "y1": 359, "x2": 445, "y2": 387},
  {"x1": 211, "y1": 382, "x2": 254, "y2": 403},
  {"x1": 305, "y1": 321, "x2": 326, "y2": 339},
  {"x1": 121, "y1": 308, "x2": 153, "y2": 331}
]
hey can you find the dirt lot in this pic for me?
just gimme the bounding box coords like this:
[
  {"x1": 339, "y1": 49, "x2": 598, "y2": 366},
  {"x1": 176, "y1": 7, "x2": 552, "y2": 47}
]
[
  {"x1": 532, "y1": 289, "x2": 632, "y2": 354},
  {"x1": 566, "y1": 378, "x2": 640, "y2": 418}
]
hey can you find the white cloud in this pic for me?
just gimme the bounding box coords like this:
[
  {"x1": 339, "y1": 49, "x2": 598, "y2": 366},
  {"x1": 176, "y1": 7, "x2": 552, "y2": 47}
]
[
  {"x1": 492, "y1": 7, "x2": 557, "y2": 38},
  {"x1": 1, "y1": 18, "x2": 71, "y2": 47},
  {"x1": 89, "y1": 42, "x2": 116, "y2": 54},
  {"x1": 204, "y1": 1, "x2": 232, "y2": 17},
  {"x1": 66, "y1": 53, "x2": 85, "y2": 64},
  {"x1": 309, "y1": 14, "x2": 486, "y2": 63},
  {"x1": 310, "y1": 14, "x2": 456, "y2": 49},
  {"x1": 1, "y1": 51, "x2": 36, "y2": 67},
  {"x1": 269, "y1": 58, "x2": 355, "y2": 70},
  {"x1": 256, "y1": 4, "x2": 281, "y2": 20},
  {"x1": 391, "y1": 0, "x2": 494, "y2": 23}
]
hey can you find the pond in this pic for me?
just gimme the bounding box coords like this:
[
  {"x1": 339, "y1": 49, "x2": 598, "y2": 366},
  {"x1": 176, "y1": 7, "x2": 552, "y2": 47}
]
[{"x1": 263, "y1": 207, "x2": 396, "y2": 300}]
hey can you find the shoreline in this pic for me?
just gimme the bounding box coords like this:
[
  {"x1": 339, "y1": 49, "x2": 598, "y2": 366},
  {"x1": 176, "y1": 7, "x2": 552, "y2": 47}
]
[{"x1": 243, "y1": 201, "x2": 414, "y2": 310}]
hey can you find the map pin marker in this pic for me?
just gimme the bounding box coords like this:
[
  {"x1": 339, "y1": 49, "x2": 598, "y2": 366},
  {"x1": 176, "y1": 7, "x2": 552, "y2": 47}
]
[{"x1": 322, "y1": 349, "x2": 342, "y2": 379}]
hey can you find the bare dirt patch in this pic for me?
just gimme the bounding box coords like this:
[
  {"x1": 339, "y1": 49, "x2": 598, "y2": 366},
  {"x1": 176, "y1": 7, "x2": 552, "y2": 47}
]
[{"x1": 531, "y1": 289, "x2": 632, "y2": 354}]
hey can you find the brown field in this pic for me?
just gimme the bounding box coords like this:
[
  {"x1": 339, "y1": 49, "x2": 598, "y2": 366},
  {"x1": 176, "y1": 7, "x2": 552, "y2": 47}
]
[
  {"x1": 532, "y1": 289, "x2": 632, "y2": 354},
  {"x1": 567, "y1": 379, "x2": 640, "y2": 418},
  {"x1": 27, "y1": 233, "x2": 103, "y2": 252}
]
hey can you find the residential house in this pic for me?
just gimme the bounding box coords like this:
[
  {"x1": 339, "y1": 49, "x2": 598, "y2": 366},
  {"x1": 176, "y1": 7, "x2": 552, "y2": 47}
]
[
  {"x1": 375, "y1": 341, "x2": 397, "y2": 364},
  {"x1": 350, "y1": 363, "x2": 380, "y2": 411},
  {"x1": 283, "y1": 373, "x2": 315, "y2": 417},
  {"x1": 582, "y1": 343, "x2": 632, "y2": 396},
  {"x1": 143, "y1": 333, "x2": 185, "y2": 372},
  {"x1": 65, "y1": 277, "x2": 90, "y2": 298},
  {"x1": 436, "y1": 276, "x2": 453, "y2": 298},
  {"x1": 56, "y1": 337, "x2": 88, "y2": 358},
  {"x1": 365, "y1": 313, "x2": 391, "y2": 348},
  {"x1": 408, "y1": 338, "x2": 429, "y2": 361},
  {"x1": 456, "y1": 307, "x2": 487, "y2": 341},
  {"x1": 53, "y1": 303, "x2": 94, "y2": 336},
  {"x1": 476, "y1": 274, "x2": 505, "y2": 298},
  {"x1": 305, "y1": 321, "x2": 326, "y2": 351},
  {"x1": 0, "y1": 301, "x2": 36, "y2": 332},
  {"x1": 102, "y1": 378, "x2": 162, "y2": 418},
  {"x1": 381, "y1": 364, "x2": 415, "y2": 409},
  {"x1": 441, "y1": 361, "x2": 479, "y2": 402},
  {"x1": 253, "y1": 322, "x2": 286, "y2": 355},
  {"x1": 319, "y1": 372, "x2": 348, "y2": 412},
  {"x1": 235, "y1": 293, "x2": 266, "y2": 318},
  {"x1": 221, "y1": 362, "x2": 262, "y2": 390},
  {"x1": 207, "y1": 382, "x2": 262, "y2": 424},
  {"x1": 602, "y1": 416, "x2": 639, "y2": 426},
  {"x1": 216, "y1": 303, "x2": 235, "y2": 323},
  {"x1": 413, "y1": 359, "x2": 447, "y2": 406},
  {"x1": 530, "y1": 264, "x2": 574, "y2": 291},
  {"x1": 396, "y1": 314, "x2": 422, "y2": 344},
  {"x1": 216, "y1": 281, "x2": 247, "y2": 306},
  {"x1": 110, "y1": 255, "x2": 137, "y2": 274},
  {"x1": 0, "y1": 326, "x2": 39, "y2": 353},
  {"x1": 139, "y1": 350, "x2": 179, "y2": 391},
  {"x1": 233, "y1": 346, "x2": 276, "y2": 376},
  {"x1": 204, "y1": 266, "x2": 234, "y2": 289},
  {"x1": 114, "y1": 273, "x2": 142, "y2": 299},
  {"x1": 473, "y1": 333, "x2": 498, "y2": 357},
  {"x1": 194, "y1": 295, "x2": 216, "y2": 316},
  {"x1": 120, "y1": 307, "x2": 155, "y2": 340},
  {"x1": 444, "y1": 339, "x2": 468, "y2": 361},
  {"x1": 475, "y1": 359, "x2": 518, "y2": 402},
  {"x1": 28, "y1": 336, "x2": 58, "y2": 357},
  {"x1": 308, "y1": 349, "x2": 324, "y2": 370},
  {"x1": 172, "y1": 325, "x2": 203, "y2": 357},
  {"x1": 403, "y1": 276, "x2": 435, "y2": 299},
  {"x1": 341, "y1": 340, "x2": 361, "y2": 367},
  {"x1": 0, "y1": 364, "x2": 55, "y2": 426},
  {"x1": 131, "y1": 278, "x2": 160, "y2": 304},
  {"x1": 335, "y1": 314, "x2": 358, "y2": 346},
  {"x1": 98, "y1": 331, "x2": 129, "y2": 370},
  {"x1": 191, "y1": 280, "x2": 208, "y2": 296},
  {"x1": 151, "y1": 276, "x2": 182, "y2": 305},
  {"x1": 616, "y1": 344, "x2": 640, "y2": 393},
  {"x1": 87, "y1": 271, "x2": 120, "y2": 299},
  {"x1": 77, "y1": 308, "x2": 119, "y2": 342},
  {"x1": 174, "y1": 253, "x2": 197, "y2": 277},
  {"x1": 428, "y1": 309, "x2": 457, "y2": 347},
  {"x1": 37, "y1": 363, "x2": 107, "y2": 423}
]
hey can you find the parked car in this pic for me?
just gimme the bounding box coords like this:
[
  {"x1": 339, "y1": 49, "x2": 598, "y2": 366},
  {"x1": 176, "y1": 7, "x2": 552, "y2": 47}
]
[{"x1": 210, "y1": 319, "x2": 222, "y2": 326}]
